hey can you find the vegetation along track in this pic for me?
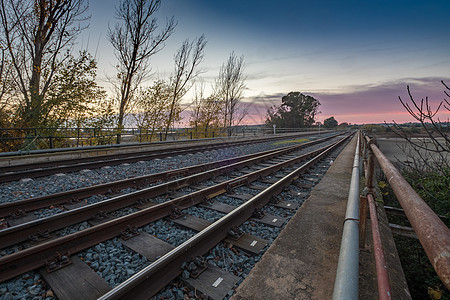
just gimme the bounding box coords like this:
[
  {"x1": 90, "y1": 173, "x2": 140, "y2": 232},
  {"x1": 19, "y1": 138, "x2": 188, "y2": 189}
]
[
  {"x1": 0, "y1": 132, "x2": 351, "y2": 299},
  {"x1": 0, "y1": 133, "x2": 316, "y2": 183}
]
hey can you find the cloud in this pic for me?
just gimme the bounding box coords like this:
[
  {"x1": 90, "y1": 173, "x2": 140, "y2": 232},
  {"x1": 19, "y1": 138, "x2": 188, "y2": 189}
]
[
  {"x1": 178, "y1": 77, "x2": 450, "y2": 126},
  {"x1": 307, "y1": 77, "x2": 450, "y2": 123},
  {"x1": 240, "y1": 77, "x2": 450, "y2": 124}
]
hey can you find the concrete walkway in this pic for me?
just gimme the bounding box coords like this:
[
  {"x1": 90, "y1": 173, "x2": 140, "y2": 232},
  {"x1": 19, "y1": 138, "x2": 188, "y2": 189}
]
[
  {"x1": 232, "y1": 133, "x2": 411, "y2": 299},
  {"x1": 232, "y1": 135, "x2": 357, "y2": 299}
]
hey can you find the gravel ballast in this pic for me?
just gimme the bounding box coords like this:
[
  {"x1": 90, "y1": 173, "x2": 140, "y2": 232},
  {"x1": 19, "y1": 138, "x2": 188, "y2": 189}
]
[{"x1": 0, "y1": 133, "x2": 347, "y2": 299}]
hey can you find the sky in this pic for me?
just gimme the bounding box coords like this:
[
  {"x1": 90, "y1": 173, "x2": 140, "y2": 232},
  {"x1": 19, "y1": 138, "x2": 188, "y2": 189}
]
[{"x1": 81, "y1": 0, "x2": 450, "y2": 125}]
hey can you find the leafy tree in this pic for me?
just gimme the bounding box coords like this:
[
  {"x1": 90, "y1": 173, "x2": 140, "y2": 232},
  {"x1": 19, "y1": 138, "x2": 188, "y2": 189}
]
[
  {"x1": 265, "y1": 92, "x2": 320, "y2": 128},
  {"x1": 190, "y1": 83, "x2": 219, "y2": 128},
  {"x1": 0, "y1": 0, "x2": 89, "y2": 128},
  {"x1": 108, "y1": 0, "x2": 176, "y2": 132},
  {"x1": 133, "y1": 80, "x2": 173, "y2": 141},
  {"x1": 337, "y1": 122, "x2": 349, "y2": 129},
  {"x1": 190, "y1": 94, "x2": 222, "y2": 135},
  {"x1": 323, "y1": 116, "x2": 338, "y2": 128},
  {"x1": 45, "y1": 51, "x2": 108, "y2": 128}
]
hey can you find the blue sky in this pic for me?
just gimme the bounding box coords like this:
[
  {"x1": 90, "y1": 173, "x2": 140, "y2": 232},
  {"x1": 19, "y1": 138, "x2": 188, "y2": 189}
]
[{"x1": 83, "y1": 0, "x2": 450, "y2": 124}]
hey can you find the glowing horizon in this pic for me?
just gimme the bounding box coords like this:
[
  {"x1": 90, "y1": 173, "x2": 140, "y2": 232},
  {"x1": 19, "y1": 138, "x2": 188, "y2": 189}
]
[{"x1": 85, "y1": 0, "x2": 449, "y2": 126}]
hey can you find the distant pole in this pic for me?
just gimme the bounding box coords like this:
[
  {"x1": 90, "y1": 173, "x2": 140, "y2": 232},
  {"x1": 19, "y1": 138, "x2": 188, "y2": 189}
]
[{"x1": 273, "y1": 124, "x2": 276, "y2": 135}]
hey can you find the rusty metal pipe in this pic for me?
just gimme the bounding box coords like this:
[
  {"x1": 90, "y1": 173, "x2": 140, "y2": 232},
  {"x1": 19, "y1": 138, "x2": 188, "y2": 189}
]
[
  {"x1": 359, "y1": 196, "x2": 368, "y2": 249},
  {"x1": 368, "y1": 193, "x2": 392, "y2": 299},
  {"x1": 366, "y1": 136, "x2": 450, "y2": 289}
]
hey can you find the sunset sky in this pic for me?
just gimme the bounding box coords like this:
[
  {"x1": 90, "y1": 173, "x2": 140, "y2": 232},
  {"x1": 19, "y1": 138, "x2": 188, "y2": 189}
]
[{"x1": 83, "y1": 0, "x2": 450, "y2": 125}]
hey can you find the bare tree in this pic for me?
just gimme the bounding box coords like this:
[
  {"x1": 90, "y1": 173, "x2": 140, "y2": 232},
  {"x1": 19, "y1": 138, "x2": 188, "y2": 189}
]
[
  {"x1": 163, "y1": 34, "x2": 206, "y2": 139},
  {"x1": 214, "y1": 51, "x2": 247, "y2": 129},
  {"x1": 0, "y1": 47, "x2": 13, "y2": 115},
  {"x1": 388, "y1": 81, "x2": 449, "y2": 175},
  {"x1": 0, "y1": 0, "x2": 89, "y2": 127},
  {"x1": 108, "y1": 0, "x2": 176, "y2": 132},
  {"x1": 189, "y1": 82, "x2": 205, "y2": 130},
  {"x1": 0, "y1": 48, "x2": 10, "y2": 101},
  {"x1": 0, "y1": 47, "x2": 14, "y2": 131}
]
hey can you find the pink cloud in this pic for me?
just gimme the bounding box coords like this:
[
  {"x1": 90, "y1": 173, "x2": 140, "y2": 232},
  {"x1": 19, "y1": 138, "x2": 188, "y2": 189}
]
[
  {"x1": 179, "y1": 78, "x2": 450, "y2": 126},
  {"x1": 309, "y1": 78, "x2": 450, "y2": 124}
]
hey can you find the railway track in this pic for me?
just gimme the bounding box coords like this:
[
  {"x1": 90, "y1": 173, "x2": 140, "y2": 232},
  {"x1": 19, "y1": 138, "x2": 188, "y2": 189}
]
[
  {"x1": 0, "y1": 133, "x2": 316, "y2": 183},
  {"x1": 0, "y1": 132, "x2": 351, "y2": 299},
  {"x1": 0, "y1": 133, "x2": 340, "y2": 221}
]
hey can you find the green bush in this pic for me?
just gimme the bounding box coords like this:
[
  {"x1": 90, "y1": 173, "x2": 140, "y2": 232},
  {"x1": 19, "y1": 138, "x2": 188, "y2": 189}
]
[
  {"x1": 379, "y1": 169, "x2": 449, "y2": 299},
  {"x1": 403, "y1": 169, "x2": 449, "y2": 223}
]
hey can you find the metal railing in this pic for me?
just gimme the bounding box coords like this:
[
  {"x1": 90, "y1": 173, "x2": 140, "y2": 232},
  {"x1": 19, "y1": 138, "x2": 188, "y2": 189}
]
[
  {"x1": 0, "y1": 126, "x2": 332, "y2": 153},
  {"x1": 332, "y1": 131, "x2": 361, "y2": 299},
  {"x1": 333, "y1": 131, "x2": 449, "y2": 299},
  {"x1": 363, "y1": 134, "x2": 450, "y2": 291}
]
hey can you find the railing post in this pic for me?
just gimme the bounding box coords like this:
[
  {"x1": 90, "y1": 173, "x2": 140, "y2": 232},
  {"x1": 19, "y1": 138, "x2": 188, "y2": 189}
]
[
  {"x1": 77, "y1": 127, "x2": 80, "y2": 147},
  {"x1": 365, "y1": 139, "x2": 376, "y2": 196},
  {"x1": 367, "y1": 193, "x2": 392, "y2": 300},
  {"x1": 362, "y1": 135, "x2": 368, "y2": 174},
  {"x1": 359, "y1": 196, "x2": 368, "y2": 249}
]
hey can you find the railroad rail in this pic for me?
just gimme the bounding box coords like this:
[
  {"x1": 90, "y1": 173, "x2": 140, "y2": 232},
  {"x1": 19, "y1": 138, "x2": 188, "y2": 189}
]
[
  {"x1": 0, "y1": 133, "x2": 351, "y2": 299},
  {"x1": 0, "y1": 134, "x2": 341, "y2": 219},
  {"x1": 0, "y1": 134, "x2": 342, "y2": 248},
  {"x1": 0, "y1": 132, "x2": 320, "y2": 183},
  {"x1": 99, "y1": 135, "x2": 350, "y2": 299}
]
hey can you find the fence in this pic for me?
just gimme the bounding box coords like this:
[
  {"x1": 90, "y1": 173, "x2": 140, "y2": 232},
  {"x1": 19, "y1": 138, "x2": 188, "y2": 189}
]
[
  {"x1": 333, "y1": 131, "x2": 450, "y2": 299},
  {"x1": 0, "y1": 126, "x2": 325, "y2": 152}
]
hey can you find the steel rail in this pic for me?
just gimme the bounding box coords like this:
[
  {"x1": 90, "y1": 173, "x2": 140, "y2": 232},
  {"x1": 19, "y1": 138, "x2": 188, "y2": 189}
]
[
  {"x1": 332, "y1": 132, "x2": 360, "y2": 300},
  {"x1": 368, "y1": 193, "x2": 392, "y2": 299},
  {"x1": 0, "y1": 134, "x2": 339, "y2": 218},
  {"x1": 365, "y1": 135, "x2": 450, "y2": 290},
  {"x1": 0, "y1": 133, "x2": 237, "y2": 158},
  {"x1": 0, "y1": 131, "x2": 324, "y2": 158},
  {"x1": 0, "y1": 144, "x2": 238, "y2": 183},
  {"x1": 0, "y1": 135, "x2": 350, "y2": 283},
  {"x1": 0, "y1": 132, "x2": 315, "y2": 175},
  {"x1": 0, "y1": 135, "x2": 341, "y2": 249},
  {"x1": 98, "y1": 134, "x2": 350, "y2": 299}
]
